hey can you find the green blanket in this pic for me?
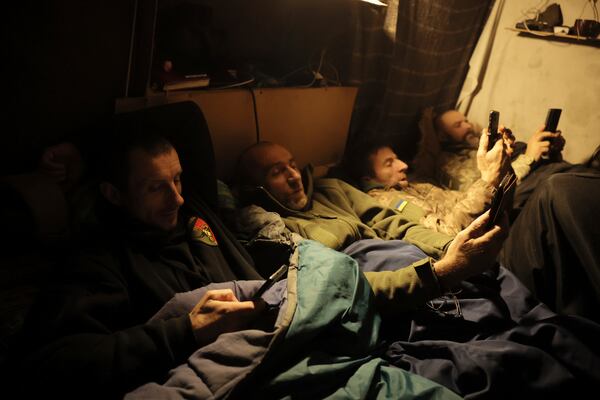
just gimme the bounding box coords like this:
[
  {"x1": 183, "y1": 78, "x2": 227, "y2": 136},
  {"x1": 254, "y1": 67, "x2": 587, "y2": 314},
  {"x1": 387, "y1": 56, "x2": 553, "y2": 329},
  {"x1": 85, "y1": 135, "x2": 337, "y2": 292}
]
[{"x1": 249, "y1": 240, "x2": 460, "y2": 399}]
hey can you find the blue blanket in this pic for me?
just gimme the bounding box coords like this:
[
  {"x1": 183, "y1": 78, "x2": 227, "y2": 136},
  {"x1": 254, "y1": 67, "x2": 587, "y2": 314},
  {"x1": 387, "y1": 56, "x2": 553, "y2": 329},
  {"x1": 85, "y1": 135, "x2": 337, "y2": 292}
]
[{"x1": 341, "y1": 239, "x2": 600, "y2": 398}]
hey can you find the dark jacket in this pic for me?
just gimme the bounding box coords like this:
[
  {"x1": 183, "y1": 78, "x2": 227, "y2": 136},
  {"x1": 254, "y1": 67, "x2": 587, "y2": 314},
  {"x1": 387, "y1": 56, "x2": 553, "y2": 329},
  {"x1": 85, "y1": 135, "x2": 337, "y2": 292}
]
[{"x1": 15, "y1": 197, "x2": 261, "y2": 399}]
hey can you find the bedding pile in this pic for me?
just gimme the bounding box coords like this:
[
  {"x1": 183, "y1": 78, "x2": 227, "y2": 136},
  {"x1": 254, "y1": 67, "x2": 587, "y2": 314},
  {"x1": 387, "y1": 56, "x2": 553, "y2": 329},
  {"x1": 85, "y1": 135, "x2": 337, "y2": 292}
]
[{"x1": 126, "y1": 239, "x2": 459, "y2": 399}]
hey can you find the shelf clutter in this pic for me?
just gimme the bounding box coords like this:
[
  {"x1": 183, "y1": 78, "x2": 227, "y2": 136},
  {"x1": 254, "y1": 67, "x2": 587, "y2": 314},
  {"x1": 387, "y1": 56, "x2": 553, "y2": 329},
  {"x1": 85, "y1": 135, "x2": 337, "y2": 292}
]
[
  {"x1": 509, "y1": 2, "x2": 600, "y2": 47},
  {"x1": 507, "y1": 27, "x2": 600, "y2": 47}
]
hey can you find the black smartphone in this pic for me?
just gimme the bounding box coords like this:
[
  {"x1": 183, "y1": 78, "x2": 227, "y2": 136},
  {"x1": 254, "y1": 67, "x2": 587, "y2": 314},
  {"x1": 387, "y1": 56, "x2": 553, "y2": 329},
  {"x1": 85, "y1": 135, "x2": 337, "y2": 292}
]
[
  {"x1": 544, "y1": 108, "x2": 562, "y2": 133},
  {"x1": 252, "y1": 264, "x2": 288, "y2": 300},
  {"x1": 487, "y1": 110, "x2": 500, "y2": 151},
  {"x1": 485, "y1": 186, "x2": 504, "y2": 230},
  {"x1": 485, "y1": 172, "x2": 516, "y2": 230}
]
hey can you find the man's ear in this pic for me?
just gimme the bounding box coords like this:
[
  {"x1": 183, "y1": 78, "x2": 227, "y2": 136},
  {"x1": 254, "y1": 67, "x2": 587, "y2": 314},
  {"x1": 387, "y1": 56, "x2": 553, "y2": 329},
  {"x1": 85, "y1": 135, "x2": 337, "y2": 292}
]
[{"x1": 99, "y1": 182, "x2": 122, "y2": 206}]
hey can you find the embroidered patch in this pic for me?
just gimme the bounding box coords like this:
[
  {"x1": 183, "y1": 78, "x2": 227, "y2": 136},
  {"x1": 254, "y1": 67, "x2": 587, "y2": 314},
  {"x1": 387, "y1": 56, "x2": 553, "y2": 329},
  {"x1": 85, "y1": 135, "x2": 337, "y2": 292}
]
[
  {"x1": 394, "y1": 199, "x2": 408, "y2": 212},
  {"x1": 190, "y1": 217, "x2": 218, "y2": 246}
]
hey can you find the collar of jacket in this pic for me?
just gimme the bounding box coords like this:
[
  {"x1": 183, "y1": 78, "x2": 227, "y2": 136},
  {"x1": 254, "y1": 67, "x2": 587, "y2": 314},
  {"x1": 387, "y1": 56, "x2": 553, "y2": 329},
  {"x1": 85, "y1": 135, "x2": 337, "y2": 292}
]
[
  {"x1": 240, "y1": 164, "x2": 316, "y2": 217},
  {"x1": 359, "y1": 178, "x2": 386, "y2": 192}
]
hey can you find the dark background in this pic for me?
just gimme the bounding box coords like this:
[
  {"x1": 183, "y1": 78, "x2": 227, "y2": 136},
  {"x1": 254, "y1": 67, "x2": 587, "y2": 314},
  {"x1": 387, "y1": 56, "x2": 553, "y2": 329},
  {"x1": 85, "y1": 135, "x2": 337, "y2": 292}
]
[{"x1": 3, "y1": 0, "x2": 355, "y2": 175}]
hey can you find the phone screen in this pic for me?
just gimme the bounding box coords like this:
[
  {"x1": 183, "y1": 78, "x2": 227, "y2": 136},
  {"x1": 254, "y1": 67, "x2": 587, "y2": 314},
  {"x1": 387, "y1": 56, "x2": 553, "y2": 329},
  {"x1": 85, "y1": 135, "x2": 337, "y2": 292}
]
[
  {"x1": 252, "y1": 264, "x2": 288, "y2": 300},
  {"x1": 485, "y1": 172, "x2": 517, "y2": 230},
  {"x1": 487, "y1": 110, "x2": 500, "y2": 151},
  {"x1": 544, "y1": 108, "x2": 562, "y2": 133}
]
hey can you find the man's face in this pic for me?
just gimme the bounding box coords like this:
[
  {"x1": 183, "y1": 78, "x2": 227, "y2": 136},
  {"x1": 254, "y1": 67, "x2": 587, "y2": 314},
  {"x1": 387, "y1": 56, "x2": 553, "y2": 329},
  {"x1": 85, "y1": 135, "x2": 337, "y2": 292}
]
[
  {"x1": 120, "y1": 147, "x2": 184, "y2": 231},
  {"x1": 368, "y1": 146, "x2": 409, "y2": 188},
  {"x1": 249, "y1": 144, "x2": 308, "y2": 210},
  {"x1": 438, "y1": 110, "x2": 476, "y2": 143}
]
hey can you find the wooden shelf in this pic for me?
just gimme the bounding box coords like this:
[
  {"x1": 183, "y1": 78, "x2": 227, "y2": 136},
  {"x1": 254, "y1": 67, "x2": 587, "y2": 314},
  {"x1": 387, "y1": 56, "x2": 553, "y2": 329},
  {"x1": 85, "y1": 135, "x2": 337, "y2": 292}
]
[{"x1": 507, "y1": 27, "x2": 600, "y2": 47}]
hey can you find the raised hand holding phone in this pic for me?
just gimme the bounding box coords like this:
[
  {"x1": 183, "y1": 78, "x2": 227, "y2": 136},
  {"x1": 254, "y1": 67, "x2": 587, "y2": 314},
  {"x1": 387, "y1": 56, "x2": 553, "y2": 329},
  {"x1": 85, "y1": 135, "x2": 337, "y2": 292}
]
[
  {"x1": 543, "y1": 108, "x2": 563, "y2": 160},
  {"x1": 544, "y1": 108, "x2": 562, "y2": 133}
]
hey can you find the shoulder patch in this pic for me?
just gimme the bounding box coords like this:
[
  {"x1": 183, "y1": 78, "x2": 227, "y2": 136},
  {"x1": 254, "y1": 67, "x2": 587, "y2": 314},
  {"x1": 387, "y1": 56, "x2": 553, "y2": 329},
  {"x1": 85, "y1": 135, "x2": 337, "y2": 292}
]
[
  {"x1": 188, "y1": 217, "x2": 218, "y2": 246},
  {"x1": 394, "y1": 199, "x2": 408, "y2": 212}
]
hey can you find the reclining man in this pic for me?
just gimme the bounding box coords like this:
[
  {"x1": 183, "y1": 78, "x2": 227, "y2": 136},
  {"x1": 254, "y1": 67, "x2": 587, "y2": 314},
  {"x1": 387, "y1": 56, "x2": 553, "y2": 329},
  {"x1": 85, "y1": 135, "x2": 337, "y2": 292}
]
[
  {"x1": 12, "y1": 126, "x2": 267, "y2": 399},
  {"x1": 233, "y1": 140, "x2": 513, "y2": 306},
  {"x1": 412, "y1": 107, "x2": 568, "y2": 191},
  {"x1": 410, "y1": 108, "x2": 597, "y2": 219},
  {"x1": 343, "y1": 129, "x2": 509, "y2": 236}
]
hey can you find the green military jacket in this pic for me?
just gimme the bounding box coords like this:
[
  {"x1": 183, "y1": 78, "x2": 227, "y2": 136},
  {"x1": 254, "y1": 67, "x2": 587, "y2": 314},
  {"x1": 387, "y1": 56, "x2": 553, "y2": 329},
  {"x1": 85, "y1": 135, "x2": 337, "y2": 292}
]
[
  {"x1": 239, "y1": 167, "x2": 455, "y2": 309},
  {"x1": 245, "y1": 166, "x2": 453, "y2": 259}
]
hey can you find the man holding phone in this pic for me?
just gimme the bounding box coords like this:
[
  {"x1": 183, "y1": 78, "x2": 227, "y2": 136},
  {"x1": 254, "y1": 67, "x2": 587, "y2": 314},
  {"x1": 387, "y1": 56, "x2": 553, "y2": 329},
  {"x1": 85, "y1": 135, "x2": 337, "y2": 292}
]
[{"x1": 412, "y1": 108, "x2": 567, "y2": 193}]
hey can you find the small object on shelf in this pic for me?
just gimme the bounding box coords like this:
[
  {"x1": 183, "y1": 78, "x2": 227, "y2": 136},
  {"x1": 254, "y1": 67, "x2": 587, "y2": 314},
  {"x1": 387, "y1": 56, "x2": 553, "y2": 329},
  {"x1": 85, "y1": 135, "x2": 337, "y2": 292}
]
[
  {"x1": 507, "y1": 27, "x2": 600, "y2": 47},
  {"x1": 155, "y1": 58, "x2": 210, "y2": 92},
  {"x1": 553, "y1": 26, "x2": 569, "y2": 34},
  {"x1": 570, "y1": 19, "x2": 600, "y2": 38},
  {"x1": 162, "y1": 75, "x2": 210, "y2": 91},
  {"x1": 515, "y1": 3, "x2": 563, "y2": 32}
]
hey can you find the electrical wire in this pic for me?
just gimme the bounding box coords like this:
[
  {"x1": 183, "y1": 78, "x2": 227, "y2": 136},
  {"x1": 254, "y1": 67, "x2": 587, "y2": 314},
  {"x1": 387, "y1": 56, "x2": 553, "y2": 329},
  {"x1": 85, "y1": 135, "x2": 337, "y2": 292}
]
[
  {"x1": 125, "y1": 0, "x2": 139, "y2": 97},
  {"x1": 211, "y1": 77, "x2": 255, "y2": 90},
  {"x1": 294, "y1": 47, "x2": 327, "y2": 88},
  {"x1": 248, "y1": 88, "x2": 260, "y2": 142}
]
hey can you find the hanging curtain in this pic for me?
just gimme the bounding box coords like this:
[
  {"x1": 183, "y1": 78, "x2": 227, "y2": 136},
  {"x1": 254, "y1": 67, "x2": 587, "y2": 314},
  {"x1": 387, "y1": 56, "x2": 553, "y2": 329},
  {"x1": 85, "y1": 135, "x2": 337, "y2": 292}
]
[{"x1": 344, "y1": 0, "x2": 494, "y2": 160}]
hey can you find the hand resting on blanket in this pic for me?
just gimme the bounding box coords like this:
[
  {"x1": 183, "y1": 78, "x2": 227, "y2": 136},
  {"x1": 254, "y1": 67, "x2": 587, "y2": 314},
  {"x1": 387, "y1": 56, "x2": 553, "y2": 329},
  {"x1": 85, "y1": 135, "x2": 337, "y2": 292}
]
[{"x1": 189, "y1": 288, "x2": 266, "y2": 345}]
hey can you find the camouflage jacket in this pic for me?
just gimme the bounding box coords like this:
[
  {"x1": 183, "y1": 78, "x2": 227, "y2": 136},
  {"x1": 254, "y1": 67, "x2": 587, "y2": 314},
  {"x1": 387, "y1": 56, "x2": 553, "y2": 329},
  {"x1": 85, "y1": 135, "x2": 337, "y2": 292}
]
[
  {"x1": 363, "y1": 178, "x2": 494, "y2": 236},
  {"x1": 438, "y1": 144, "x2": 533, "y2": 191}
]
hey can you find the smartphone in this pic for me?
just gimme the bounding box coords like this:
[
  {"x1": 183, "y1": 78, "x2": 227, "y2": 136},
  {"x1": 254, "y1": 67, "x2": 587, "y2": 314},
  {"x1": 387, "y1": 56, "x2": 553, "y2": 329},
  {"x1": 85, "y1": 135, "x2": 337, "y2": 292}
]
[
  {"x1": 544, "y1": 108, "x2": 562, "y2": 133},
  {"x1": 487, "y1": 110, "x2": 500, "y2": 151},
  {"x1": 252, "y1": 264, "x2": 288, "y2": 300},
  {"x1": 485, "y1": 172, "x2": 517, "y2": 230},
  {"x1": 485, "y1": 186, "x2": 504, "y2": 230}
]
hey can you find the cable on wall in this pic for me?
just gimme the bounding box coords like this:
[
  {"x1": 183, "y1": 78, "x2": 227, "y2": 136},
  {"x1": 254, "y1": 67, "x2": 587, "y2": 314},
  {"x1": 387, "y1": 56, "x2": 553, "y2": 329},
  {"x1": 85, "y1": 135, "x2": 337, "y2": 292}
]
[
  {"x1": 249, "y1": 88, "x2": 260, "y2": 143},
  {"x1": 124, "y1": 0, "x2": 139, "y2": 97}
]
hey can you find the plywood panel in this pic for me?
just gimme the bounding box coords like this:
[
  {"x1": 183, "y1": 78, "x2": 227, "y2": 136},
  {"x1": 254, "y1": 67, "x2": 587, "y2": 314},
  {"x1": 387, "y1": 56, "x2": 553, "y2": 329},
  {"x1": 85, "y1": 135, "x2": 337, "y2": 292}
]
[
  {"x1": 115, "y1": 86, "x2": 358, "y2": 181},
  {"x1": 256, "y1": 87, "x2": 358, "y2": 169},
  {"x1": 163, "y1": 91, "x2": 257, "y2": 181}
]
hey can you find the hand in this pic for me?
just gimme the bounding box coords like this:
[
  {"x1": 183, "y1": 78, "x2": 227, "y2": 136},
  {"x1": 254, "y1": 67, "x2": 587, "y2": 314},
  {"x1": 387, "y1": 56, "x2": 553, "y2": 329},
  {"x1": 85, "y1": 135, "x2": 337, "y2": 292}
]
[
  {"x1": 477, "y1": 127, "x2": 510, "y2": 187},
  {"x1": 549, "y1": 130, "x2": 566, "y2": 161},
  {"x1": 501, "y1": 127, "x2": 516, "y2": 157},
  {"x1": 188, "y1": 289, "x2": 265, "y2": 345},
  {"x1": 525, "y1": 126, "x2": 564, "y2": 162},
  {"x1": 38, "y1": 142, "x2": 84, "y2": 189},
  {"x1": 433, "y1": 211, "x2": 508, "y2": 290}
]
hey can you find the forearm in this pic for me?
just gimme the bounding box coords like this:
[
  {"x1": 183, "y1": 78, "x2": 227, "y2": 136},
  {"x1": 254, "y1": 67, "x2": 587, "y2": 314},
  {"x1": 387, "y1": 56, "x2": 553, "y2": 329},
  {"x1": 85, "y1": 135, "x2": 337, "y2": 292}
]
[
  {"x1": 511, "y1": 154, "x2": 535, "y2": 183},
  {"x1": 364, "y1": 258, "x2": 443, "y2": 316},
  {"x1": 365, "y1": 203, "x2": 453, "y2": 258}
]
